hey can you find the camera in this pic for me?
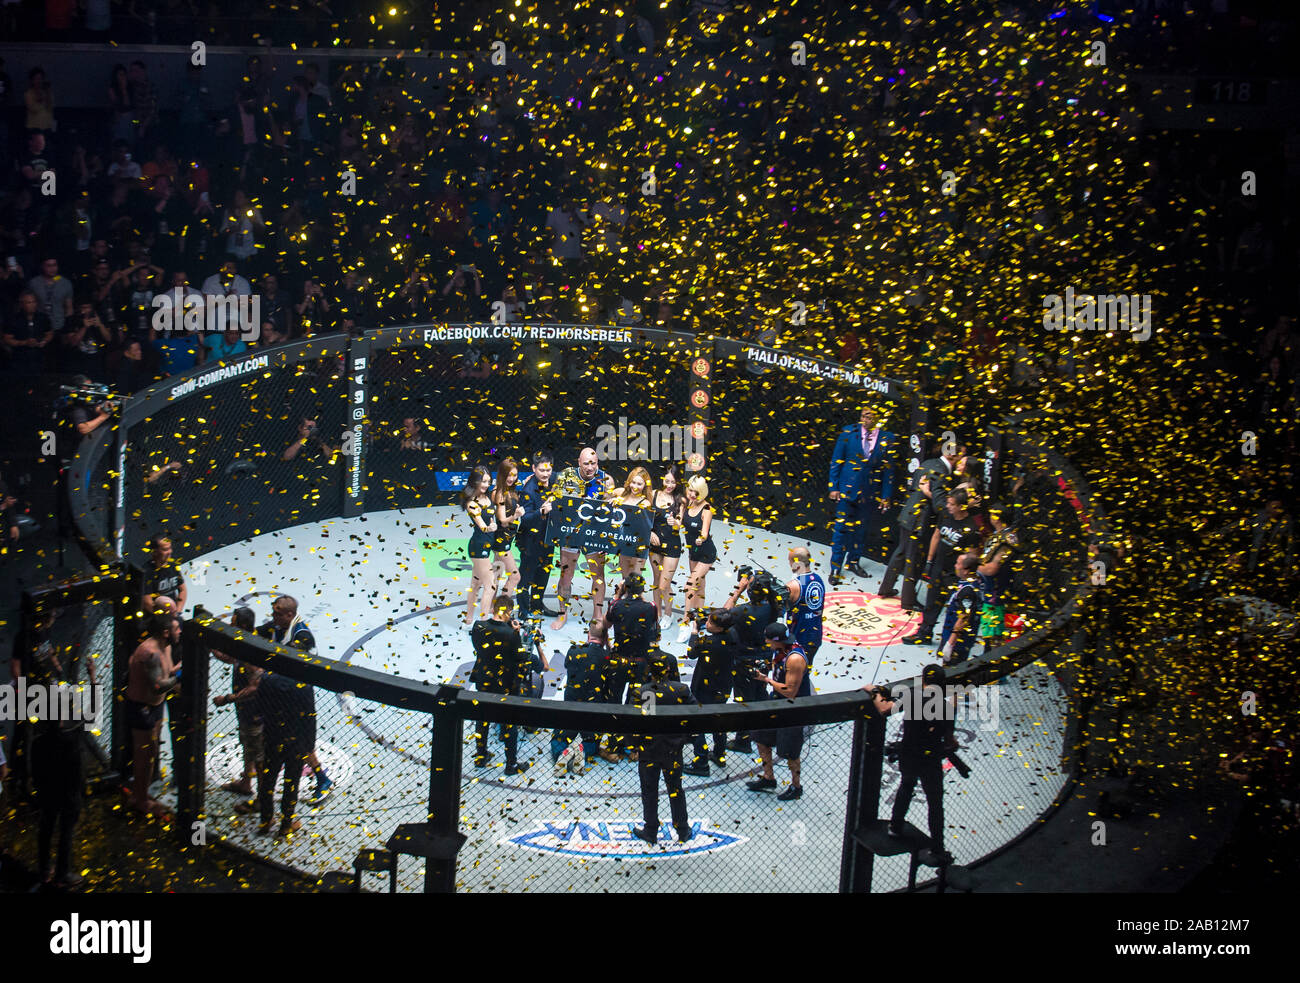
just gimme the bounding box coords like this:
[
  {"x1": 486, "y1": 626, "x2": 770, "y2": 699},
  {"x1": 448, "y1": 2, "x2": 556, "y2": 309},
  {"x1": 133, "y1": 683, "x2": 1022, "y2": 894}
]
[{"x1": 736, "y1": 564, "x2": 754, "y2": 582}]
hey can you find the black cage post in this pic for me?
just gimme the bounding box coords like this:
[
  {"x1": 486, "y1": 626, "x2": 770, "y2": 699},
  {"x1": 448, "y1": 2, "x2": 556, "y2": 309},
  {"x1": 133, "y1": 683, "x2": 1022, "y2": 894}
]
[
  {"x1": 175, "y1": 620, "x2": 210, "y2": 845},
  {"x1": 424, "y1": 690, "x2": 467, "y2": 893},
  {"x1": 839, "y1": 704, "x2": 888, "y2": 892}
]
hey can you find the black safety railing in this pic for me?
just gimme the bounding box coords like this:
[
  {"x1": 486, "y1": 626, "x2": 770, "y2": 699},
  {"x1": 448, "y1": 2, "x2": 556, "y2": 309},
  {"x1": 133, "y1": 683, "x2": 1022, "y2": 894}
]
[{"x1": 56, "y1": 323, "x2": 1102, "y2": 892}]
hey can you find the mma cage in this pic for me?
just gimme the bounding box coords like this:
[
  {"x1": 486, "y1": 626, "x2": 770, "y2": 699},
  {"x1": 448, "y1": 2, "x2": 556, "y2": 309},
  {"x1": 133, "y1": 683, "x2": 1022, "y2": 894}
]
[{"x1": 26, "y1": 322, "x2": 1106, "y2": 893}]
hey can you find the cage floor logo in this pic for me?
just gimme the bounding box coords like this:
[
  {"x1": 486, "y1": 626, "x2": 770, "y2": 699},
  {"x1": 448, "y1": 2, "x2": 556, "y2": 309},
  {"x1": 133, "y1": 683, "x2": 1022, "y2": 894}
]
[
  {"x1": 822, "y1": 591, "x2": 918, "y2": 647},
  {"x1": 502, "y1": 819, "x2": 747, "y2": 859}
]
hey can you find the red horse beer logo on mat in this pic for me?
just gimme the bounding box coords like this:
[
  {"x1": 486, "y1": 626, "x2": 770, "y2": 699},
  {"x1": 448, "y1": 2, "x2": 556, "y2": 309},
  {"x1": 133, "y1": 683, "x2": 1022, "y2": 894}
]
[{"x1": 822, "y1": 591, "x2": 918, "y2": 647}]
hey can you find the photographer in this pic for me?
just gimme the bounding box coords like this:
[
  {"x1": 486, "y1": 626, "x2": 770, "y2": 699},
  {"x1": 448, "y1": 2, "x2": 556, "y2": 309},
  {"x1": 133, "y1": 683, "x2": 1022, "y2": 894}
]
[
  {"x1": 469, "y1": 595, "x2": 534, "y2": 775},
  {"x1": 282, "y1": 416, "x2": 338, "y2": 462},
  {"x1": 722, "y1": 569, "x2": 778, "y2": 753},
  {"x1": 872, "y1": 663, "x2": 957, "y2": 863},
  {"x1": 550, "y1": 614, "x2": 608, "y2": 775},
  {"x1": 684, "y1": 607, "x2": 738, "y2": 776},
  {"x1": 606, "y1": 573, "x2": 660, "y2": 759}
]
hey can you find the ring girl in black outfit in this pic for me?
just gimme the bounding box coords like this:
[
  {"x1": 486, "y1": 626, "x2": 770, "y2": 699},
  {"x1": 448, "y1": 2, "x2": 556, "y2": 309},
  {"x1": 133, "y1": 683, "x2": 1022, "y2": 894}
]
[
  {"x1": 491, "y1": 457, "x2": 525, "y2": 602},
  {"x1": 649, "y1": 463, "x2": 685, "y2": 627},
  {"x1": 679, "y1": 474, "x2": 716, "y2": 641},
  {"x1": 609, "y1": 465, "x2": 654, "y2": 584},
  {"x1": 461, "y1": 466, "x2": 498, "y2": 627}
]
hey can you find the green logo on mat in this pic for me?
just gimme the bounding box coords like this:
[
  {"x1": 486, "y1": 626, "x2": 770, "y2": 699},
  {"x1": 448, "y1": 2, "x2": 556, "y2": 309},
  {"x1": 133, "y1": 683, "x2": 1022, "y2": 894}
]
[{"x1": 419, "y1": 538, "x2": 473, "y2": 577}]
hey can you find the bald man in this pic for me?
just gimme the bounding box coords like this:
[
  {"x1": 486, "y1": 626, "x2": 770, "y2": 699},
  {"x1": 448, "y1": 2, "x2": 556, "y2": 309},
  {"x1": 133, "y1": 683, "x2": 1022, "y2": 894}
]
[
  {"x1": 785, "y1": 546, "x2": 825, "y2": 666},
  {"x1": 550, "y1": 447, "x2": 615, "y2": 630}
]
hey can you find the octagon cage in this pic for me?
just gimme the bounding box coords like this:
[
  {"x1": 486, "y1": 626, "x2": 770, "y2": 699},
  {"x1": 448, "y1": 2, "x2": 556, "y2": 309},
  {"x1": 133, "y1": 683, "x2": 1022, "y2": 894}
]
[{"x1": 52, "y1": 322, "x2": 1105, "y2": 893}]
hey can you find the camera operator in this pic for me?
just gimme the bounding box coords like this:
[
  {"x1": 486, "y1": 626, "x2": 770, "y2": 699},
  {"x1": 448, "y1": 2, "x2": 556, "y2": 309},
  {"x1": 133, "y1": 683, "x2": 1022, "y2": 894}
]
[
  {"x1": 61, "y1": 375, "x2": 115, "y2": 442},
  {"x1": 684, "y1": 607, "x2": 738, "y2": 776},
  {"x1": 469, "y1": 594, "x2": 533, "y2": 775},
  {"x1": 722, "y1": 569, "x2": 779, "y2": 753},
  {"x1": 871, "y1": 663, "x2": 956, "y2": 863},
  {"x1": 746, "y1": 622, "x2": 811, "y2": 801},
  {"x1": 550, "y1": 614, "x2": 608, "y2": 774}
]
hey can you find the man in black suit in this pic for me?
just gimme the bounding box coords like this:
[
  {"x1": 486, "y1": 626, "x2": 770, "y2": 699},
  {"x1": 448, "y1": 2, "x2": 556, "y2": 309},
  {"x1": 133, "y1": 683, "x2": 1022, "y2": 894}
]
[
  {"x1": 605, "y1": 573, "x2": 659, "y2": 759},
  {"x1": 470, "y1": 595, "x2": 533, "y2": 775},
  {"x1": 684, "y1": 607, "x2": 738, "y2": 776},
  {"x1": 633, "y1": 653, "x2": 698, "y2": 846},
  {"x1": 515, "y1": 451, "x2": 559, "y2": 618},
  {"x1": 879, "y1": 441, "x2": 965, "y2": 610},
  {"x1": 828, "y1": 406, "x2": 898, "y2": 583}
]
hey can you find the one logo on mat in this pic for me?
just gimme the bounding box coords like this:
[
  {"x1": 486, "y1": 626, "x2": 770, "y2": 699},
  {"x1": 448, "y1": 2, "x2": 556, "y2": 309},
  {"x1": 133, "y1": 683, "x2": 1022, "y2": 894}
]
[
  {"x1": 822, "y1": 591, "x2": 917, "y2": 647},
  {"x1": 502, "y1": 820, "x2": 747, "y2": 860}
]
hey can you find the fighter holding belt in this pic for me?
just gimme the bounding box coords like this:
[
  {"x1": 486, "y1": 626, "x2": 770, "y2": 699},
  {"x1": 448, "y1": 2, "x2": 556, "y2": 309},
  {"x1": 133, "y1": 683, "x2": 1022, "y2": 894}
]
[{"x1": 550, "y1": 446, "x2": 616, "y2": 630}]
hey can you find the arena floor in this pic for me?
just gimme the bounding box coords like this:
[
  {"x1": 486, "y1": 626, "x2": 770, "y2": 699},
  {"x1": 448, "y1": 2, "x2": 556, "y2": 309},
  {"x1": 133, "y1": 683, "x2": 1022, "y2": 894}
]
[{"x1": 168, "y1": 506, "x2": 1069, "y2": 892}]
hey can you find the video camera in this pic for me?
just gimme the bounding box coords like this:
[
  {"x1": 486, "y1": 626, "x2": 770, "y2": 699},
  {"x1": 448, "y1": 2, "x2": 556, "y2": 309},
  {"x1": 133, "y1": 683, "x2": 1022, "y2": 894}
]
[
  {"x1": 885, "y1": 739, "x2": 972, "y2": 779},
  {"x1": 56, "y1": 381, "x2": 123, "y2": 413}
]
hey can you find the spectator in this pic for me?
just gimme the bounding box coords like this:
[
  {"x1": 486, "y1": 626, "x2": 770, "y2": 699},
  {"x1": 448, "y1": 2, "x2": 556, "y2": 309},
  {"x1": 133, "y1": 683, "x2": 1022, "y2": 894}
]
[
  {"x1": 24, "y1": 67, "x2": 55, "y2": 136},
  {"x1": 28, "y1": 257, "x2": 73, "y2": 334},
  {"x1": 127, "y1": 61, "x2": 158, "y2": 145},
  {"x1": 115, "y1": 338, "x2": 154, "y2": 393},
  {"x1": 3, "y1": 290, "x2": 53, "y2": 374},
  {"x1": 546, "y1": 195, "x2": 585, "y2": 266},
  {"x1": 107, "y1": 65, "x2": 134, "y2": 147},
  {"x1": 200, "y1": 258, "x2": 252, "y2": 299},
  {"x1": 219, "y1": 188, "x2": 265, "y2": 265},
  {"x1": 106, "y1": 140, "x2": 142, "y2": 182},
  {"x1": 293, "y1": 278, "x2": 331, "y2": 336},
  {"x1": 58, "y1": 301, "x2": 108, "y2": 379},
  {"x1": 17, "y1": 131, "x2": 51, "y2": 193},
  {"x1": 204, "y1": 324, "x2": 248, "y2": 363},
  {"x1": 440, "y1": 264, "x2": 484, "y2": 321},
  {"x1": 259, "y1": 274, "x2": 292, "y2": 337}
]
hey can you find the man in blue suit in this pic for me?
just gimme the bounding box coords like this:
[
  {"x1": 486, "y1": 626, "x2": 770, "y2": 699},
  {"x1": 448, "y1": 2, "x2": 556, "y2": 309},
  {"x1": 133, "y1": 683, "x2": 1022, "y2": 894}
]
[{"x1": 828, "y1": 407, "x2": 897, "y2": 584}]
